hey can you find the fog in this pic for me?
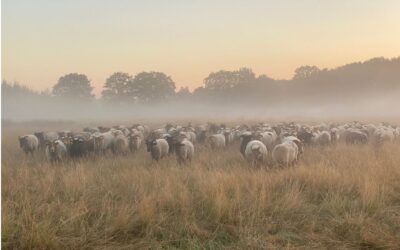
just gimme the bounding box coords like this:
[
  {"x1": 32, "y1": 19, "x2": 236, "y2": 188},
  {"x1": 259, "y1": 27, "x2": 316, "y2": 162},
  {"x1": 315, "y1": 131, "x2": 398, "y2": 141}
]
[
  {"x1": 2, "y1": 93, "x2": 400, "y2": 124},
  {"x1": 2, "y1": 57, "x2": 400, "y2": 124}
]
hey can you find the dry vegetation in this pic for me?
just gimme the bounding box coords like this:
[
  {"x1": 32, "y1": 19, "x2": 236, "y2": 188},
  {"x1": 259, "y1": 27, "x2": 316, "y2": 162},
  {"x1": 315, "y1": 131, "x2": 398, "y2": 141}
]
[{"x1": 2, "y1": 124, "x2": 400, "y2": 249}]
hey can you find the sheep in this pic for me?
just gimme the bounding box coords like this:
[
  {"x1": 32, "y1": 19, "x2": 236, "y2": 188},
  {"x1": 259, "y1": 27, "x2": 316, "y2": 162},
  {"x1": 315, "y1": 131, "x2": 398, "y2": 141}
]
[
  {"x1": 113, "y1": 134, "x2": 129, "y2": 155},
  {"x1": 315, "y1": 123, "x2": 329, "y2": 132},
  {"x1": 272, "y1": 140, "x2": 299, "y2": 167},
  {"x1": 345, "y1": 130, "x2": 368, "y2": 145},
  {"x1": 132, "y1": 124, "x2": 149, "y2": 137},
  {"x1": 232, "y1": 129, "x2": 242, "y2": 142},
  {"x1": 153, "y1": 128, "x2": 167, "y2": 138},
  {"x1": 128, "y1": 133, "x2": 142, "y2": 153},
  {"x1": 208, "y1": 134, "x2": 226, "y2": 150},
  {"x1": 395, "y1": 127, "x2": 400, "y2": 141},
  {"x1": 45, "y1": 140, "x2": 67, "y2": 164},
  {"x1": 206, "y1": 123, "x2": 221, "y2": 134},
  {"x1": 259, "y1": 131, "x2": 277, "y2": 152},
  {"x1": 110, "y1": 129, "x2": 124, "y2": 137},
  {"x1": 372, "y1": 127, "x2": 394, "y2": 145},
  {"x1": 93, "y1": 132, "x2": 115, "y2": 154},
  {"x1": 118, "y1": 128, "x2": 130, "y2": 136},
  {"x1": 223, "y1": 129, "x2": 234, "y2": 146},
  {"x1": 112, "y1": 125, "x2": 130, "y2": 136},
  {"x1": 337, "y1": 126, "x2": 349, "y2": 144},
  {"x1": 297, "y1": 130, "x2": 314, "y2": 145},
  {"x1": 240, "y1": 132, "x2": 254, "y2": 156},
  {"x1": 163, "y1": 133, "x2": 177, "y2": 155},
  {"x1": 330, "y1": 128, "x2": 339, "y2": 144},
  {"x1": 314, "y1": 131, "x2": 331, "y2": 146},
  {"x1": 196, "y1": 129, "x2": 207, "y2": 144},
  {"x1": 130, "y1": 128, "x2": 144, "y2": 140},
  {"x1": 60, "y1": 136, "x2": 73, "y2": 152},
  {"x1": 244, "y1": 140, "x2": 268, "y2": 166},
  {"x1": 164, "y1": 123, "x2": 175, "y2": 133},
  {"x1": 34, "y1": 131, "x2": 59, "y2": 149},
  {"x1": 18, "y1": 135, "x2": 39, "y2": 156},
  {"x1": 72, "y1": 132, "x2": 92, "y2": 141},
  {"x1": 168, "y1": 127, "x2": 178, "y2": 136},
  {"x1": 282, "y1": 135, "x2": 304, "y2": 155},
  {"x1": 364, "y1": 124, "x2": 377, "y2": 137},
  {"x1": 185, "y1": 131, "x2": 197, "y2": 144},
  {"x1": 69, "y1": 136, "x2": 89, "y2": 159},
  {"x1": 146, "y1": 138, "x2": 169, "y2": 161},
  {"x1": 184, "y1": 123, "x2": 195, "y2": 133},
  {"x1": 69, "y1": 132, "x2": 98, "y2": 157},
  {"x1": 175, "y1": 139, "x2": 194, "y2": 165}
]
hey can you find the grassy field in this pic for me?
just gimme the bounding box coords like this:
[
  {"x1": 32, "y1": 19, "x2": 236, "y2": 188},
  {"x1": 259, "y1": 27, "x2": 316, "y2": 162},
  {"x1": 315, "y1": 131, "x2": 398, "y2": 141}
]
[{"x1": 2, "y1": 125, "x2": 400, "y2": 249}]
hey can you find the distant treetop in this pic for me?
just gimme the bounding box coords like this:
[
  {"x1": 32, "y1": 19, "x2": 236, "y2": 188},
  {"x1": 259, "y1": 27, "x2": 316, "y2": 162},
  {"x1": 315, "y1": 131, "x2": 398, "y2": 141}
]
[{"x1": 52, "y1": 73, "x2": 94, "y2": 101}]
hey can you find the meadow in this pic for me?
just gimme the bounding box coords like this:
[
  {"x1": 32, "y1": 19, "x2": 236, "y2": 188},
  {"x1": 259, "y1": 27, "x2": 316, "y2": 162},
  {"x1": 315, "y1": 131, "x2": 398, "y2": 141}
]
[{"x1": 2, "y1": 124, "x2": 400, "y2": 249}]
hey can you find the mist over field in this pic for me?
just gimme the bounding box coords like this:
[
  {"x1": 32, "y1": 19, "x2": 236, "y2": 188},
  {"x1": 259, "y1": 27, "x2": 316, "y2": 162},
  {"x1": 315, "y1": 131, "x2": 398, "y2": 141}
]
[{"x1": 2, "y1": 57, "x2": 400, "y2": 122}]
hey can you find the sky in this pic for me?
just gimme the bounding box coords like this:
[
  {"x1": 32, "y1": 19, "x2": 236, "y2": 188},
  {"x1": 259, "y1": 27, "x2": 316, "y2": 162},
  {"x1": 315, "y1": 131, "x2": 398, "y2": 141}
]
[{"x1": 2, "y1": 0, "x2": 400, "y2": 96}]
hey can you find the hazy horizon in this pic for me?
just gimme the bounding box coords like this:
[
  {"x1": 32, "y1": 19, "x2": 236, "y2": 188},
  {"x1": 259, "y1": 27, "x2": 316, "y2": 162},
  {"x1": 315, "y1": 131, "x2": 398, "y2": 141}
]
[{"x1": 3, "y1": 0, "x2": 400, "y2": 95}]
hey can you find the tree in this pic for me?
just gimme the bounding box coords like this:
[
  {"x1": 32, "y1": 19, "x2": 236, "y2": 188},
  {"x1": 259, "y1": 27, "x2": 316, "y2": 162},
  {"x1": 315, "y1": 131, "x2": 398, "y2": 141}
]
[
  {"x1": 176, "y1": 87, "x2": 192, "y2": 100},
  {"x1": 293, "y1": 66, "x2": 320, "y2": 80},
  {"x1": 2, "y1": 80, "x2": 51, "y2": 99},
  {"x1": 257, "y1": 74, "x2": 274, "y2": 82},
  {"x1": 53, "y1": 73, "x2": 94, "y2": 100},
  {"x1": 101, "y1": 72, "x2": 132, "y2": 103},
  {"x1": 128, "y1": 72, "x2": 176, "y2": 104},
  {"x1": 203, "y1": 68, "x2": 255, "y2": 91}
]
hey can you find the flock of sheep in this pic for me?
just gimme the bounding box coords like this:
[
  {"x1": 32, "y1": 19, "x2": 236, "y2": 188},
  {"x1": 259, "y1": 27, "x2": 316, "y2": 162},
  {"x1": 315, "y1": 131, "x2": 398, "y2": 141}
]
[{"x1": 18, "y1": 121, "x2": 400, "y2": 166}]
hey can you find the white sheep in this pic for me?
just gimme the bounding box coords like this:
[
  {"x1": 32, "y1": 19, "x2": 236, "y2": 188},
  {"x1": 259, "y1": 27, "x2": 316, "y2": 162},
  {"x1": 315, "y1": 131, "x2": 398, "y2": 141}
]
[
  {"x1": 45, "y1": 140, "x2": 67, "y2": 164},
  {"x1": 259, "y1": 131, "x2": 277, "y2": 152},
  {"x1": 183, "y1": 131, "x2": 197, "y2": 144},
  {"x1": 175, "y1": 139, "x2": 194, "y2": 165},
  {"x1": 146, "y1": 138, "x2": 169, "y2": 161},
  {"x1": 272, "y1": 140, "x2": 299, "y2": 167},
  {"x1": 18, "y1": 135, "x2": 39, "y2": 156},
  {"x1": 244, "y1": 140, "x2": 268, "y2": 166},
  {"x1": 372, "y1": 127, "x2": 394, "y2": 145},
  {"x1": 208, "y1": 134, "x2": 226, "y2": 149}
]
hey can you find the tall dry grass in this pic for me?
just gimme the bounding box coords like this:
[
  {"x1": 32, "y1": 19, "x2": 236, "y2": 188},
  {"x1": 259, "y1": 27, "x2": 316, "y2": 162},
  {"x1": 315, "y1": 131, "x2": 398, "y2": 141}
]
[{"x1": 2, "y1": 127, "x2": 400, "y2": 249}]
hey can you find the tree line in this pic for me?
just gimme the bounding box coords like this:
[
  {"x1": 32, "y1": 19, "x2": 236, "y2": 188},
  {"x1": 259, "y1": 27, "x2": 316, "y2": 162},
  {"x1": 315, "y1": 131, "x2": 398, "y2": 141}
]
[{"x1": 3, "y1": 57, "x2": 400, "y2": 106}]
